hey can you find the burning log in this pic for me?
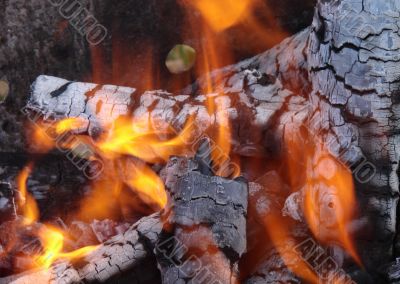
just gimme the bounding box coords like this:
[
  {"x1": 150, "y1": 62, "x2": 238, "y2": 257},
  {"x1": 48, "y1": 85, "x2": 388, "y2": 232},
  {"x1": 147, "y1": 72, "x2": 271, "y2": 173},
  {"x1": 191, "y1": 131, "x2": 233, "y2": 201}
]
[
  {"x1": 5, "y1": 143, "x2": 248, "y2": 284},
  {"x1": 25, "y1": 28, "x2": 310, "y2": 157},
  {"x1": 156, "y1": 140, "x2": 247, "y2": 283},
  {"x1": 8, "y1": 0, "x2": 400, "y2": 282},
  {"x1": 1, "y1": 213, "x2": 162, "y2": 284}
]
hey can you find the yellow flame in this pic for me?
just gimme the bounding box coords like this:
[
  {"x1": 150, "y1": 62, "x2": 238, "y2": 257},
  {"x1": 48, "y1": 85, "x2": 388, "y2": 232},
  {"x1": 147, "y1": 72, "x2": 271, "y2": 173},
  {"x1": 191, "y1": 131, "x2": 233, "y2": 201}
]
[
  {"x1": 16, "y1": 163, "x2": 39, "y2": 225},
  {"x1": 36, "y1": 225, "x2": 97, "y2": 269},
  {"x1": 55, "y1": 118, "x2": 86, "y2": 134},
  {"x1": 126, "y1": 163, "x2": 167, "y2": 208}
]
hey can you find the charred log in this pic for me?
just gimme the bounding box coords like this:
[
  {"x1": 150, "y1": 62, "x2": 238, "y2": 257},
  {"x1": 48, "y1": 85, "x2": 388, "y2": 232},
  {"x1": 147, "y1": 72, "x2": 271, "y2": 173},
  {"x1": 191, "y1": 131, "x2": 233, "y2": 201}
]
[
  {"x1": 10, "y1": 0, "x2": 400, "y2": 282},
  {"x1": 25, "y1": 28, "x2": 310, "y2": 158},
  {"x1": 156, "y1": 141, "x2": 248, "y2": 283}
]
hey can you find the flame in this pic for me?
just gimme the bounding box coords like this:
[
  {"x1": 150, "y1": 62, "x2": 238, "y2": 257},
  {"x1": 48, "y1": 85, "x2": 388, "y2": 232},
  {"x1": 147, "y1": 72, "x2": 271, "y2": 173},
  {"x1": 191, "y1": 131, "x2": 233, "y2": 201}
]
[
  {"x1": 125, "y1": 164, "x2": 167, "y2": 208},
  {"x1": 30, "y1": 123, "x2": 56, "y2": 152},
  {"x1": 264, "y1": 214, "x2": 319, "y2": 283},
  {"x1": 19, "y1": 0, "x2": 297, "y2": 275},
  {"x1": 36, "y1": 225, "x2": 97, "y2": 269},
  {"x1": 97, "y1": 116, "x2": 194, "y2": 163},
  {"x1": 55, "y1": 118, "x2": 86, "y2": 134},
  {"x1": 16, "y1": 163, "x2": 39, "y2": 225},
  {"x1": 186, "y1": 0, "x2": 255, "y2": 32},
  {"x1": 285, "y1": 127, "x2": 361, "y2": 266},
  {"x1": 303, "y1": 149, "x2": 361, "y2": 265}
]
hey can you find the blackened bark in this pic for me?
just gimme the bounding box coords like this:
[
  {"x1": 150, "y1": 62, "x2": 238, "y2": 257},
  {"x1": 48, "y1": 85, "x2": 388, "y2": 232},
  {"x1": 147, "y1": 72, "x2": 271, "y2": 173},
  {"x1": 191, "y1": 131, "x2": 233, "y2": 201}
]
[
  {"x1": 307, "y1": 0, "x2": 400, "y2": 273},
  {"x1": 156, "y1": 147, "x2": 248, "y2": 283},
  {"x1": 17, "y1": 0, "x2": 400, "y2": 282}
]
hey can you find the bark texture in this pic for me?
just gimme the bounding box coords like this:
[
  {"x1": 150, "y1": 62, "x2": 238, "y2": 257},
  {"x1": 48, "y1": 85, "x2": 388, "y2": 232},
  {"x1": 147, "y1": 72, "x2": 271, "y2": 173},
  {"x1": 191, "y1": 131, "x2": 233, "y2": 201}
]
[
  {"x1": 13, "y1": 0, "x2": 400, "y2": 282},
  {"x1": 307, "y1": 0, "x2": 400, "y2": 272},
  {"x1": 2, "y1": 213, "x2": 162, "y2": 284},
  {"x1": 156, "y1": 148, "x2": 248, "y2": 283}
]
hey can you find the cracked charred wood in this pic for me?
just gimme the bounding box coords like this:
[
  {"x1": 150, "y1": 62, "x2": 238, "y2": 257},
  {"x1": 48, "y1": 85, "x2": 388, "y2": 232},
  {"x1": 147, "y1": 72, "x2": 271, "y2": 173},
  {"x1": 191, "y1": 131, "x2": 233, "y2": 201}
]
[
  {"x1": 26, "y1": 28, "x2": 310, "y2": 157},
  {"x1": 305, "y1": 0, "x2": 400, "y2": 274},
  {"x1": 26, "y1": 76, "x2": 135, "y2": 139},
  {"x1": 156, "y1": 144, "x2": 248, "y2": 283},
  {"x1": 3, "y1": 213, "x2": 162, "y2": 284},
  {"x1": 21, "y1": 0, "x2": 400, "y2": 281}
]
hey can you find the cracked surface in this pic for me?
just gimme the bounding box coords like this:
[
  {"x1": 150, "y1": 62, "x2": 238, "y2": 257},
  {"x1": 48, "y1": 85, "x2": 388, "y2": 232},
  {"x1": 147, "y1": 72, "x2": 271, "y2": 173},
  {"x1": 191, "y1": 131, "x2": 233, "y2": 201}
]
[
  {"x1": 27, "y1": 29, "x2": 310, "y2": 158},
  {"x1": 22, "y1": 2, "x2": 400, "y2": 281},
  {"x1": 157, "y1": 156, "x2": 248, "y2": 284},
  {"x1": 307, "y1": 0, "x2": 400, "y2": 272},
  {"x1": 6, "y1": 213, "x2": 162, "y2": 284}
]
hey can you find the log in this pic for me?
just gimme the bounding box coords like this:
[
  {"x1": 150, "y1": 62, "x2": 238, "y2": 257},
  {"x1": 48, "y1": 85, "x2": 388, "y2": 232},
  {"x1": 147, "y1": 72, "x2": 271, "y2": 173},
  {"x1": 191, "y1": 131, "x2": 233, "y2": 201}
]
[
  {"x1": 25, "y1": 28, "x2": 310, "y2": 157},
  {"x1": 2, "y1": 213, "x2": 162, "y2": 284},
  {"x1": 306, "y1": 0, "x2": 400, "y2": 272},
  {"x1": 18, "y1": 0, "x2": 400, "y2": 282},
  {"x1": 156, "y1": 140, "x2": 248, "y2": 283}
]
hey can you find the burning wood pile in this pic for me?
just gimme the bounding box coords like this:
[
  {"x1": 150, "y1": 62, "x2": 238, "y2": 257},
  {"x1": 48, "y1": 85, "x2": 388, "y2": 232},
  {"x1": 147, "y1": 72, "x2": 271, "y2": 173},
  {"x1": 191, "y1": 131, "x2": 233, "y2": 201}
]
[{"x1": 1, "y1": 0, "x2": 400, "y2": 283}]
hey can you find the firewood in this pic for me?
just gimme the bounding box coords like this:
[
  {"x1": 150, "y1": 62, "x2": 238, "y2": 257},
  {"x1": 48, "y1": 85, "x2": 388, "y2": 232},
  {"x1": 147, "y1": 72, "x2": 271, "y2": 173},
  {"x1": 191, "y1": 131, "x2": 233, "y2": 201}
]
[
  {"x1": 25, "y1": 28, "x2": 310, "y2": 158},
  {"x1": 156, "y1": 140, "x2": 248, "y2": 283},
  {"x1": 15, "y1": 0, "x2": 400, "y2": 282},
  {"x1": 1, "y1": 213, "x2": 162, "y2": 284}
]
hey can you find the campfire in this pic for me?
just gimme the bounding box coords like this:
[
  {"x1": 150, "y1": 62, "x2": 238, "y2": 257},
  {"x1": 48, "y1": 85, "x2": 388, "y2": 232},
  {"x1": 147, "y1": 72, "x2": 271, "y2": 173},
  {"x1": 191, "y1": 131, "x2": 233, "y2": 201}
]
[{"x1": 0, "y1": 0, "x2": 399, "y2": 283}]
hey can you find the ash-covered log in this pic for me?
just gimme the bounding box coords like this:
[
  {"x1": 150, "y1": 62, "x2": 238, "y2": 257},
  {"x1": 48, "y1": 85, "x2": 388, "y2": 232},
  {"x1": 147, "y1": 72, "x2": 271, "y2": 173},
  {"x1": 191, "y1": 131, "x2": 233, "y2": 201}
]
[
  {"x1": 25, "y1": 28, "x2": 310, "y2": 157},
  {"x1": 156, "y1": 140, "x2": 248, "y2": 283},
  {"x1": 4, "y1": 142, "x2": 248, "y2": 284},
  {"x1": 11, "y1": 0, "x2": 400, "y2": 282}
]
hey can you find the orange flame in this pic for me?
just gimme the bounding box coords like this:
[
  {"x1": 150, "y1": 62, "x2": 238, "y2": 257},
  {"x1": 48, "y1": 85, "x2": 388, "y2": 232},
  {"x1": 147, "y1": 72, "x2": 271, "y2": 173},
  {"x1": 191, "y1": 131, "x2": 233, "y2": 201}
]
[
  {"x1": 125, "y1": 164, "x2": 167, "y2": 208},
  {"x1": 303, "y1": 149, "x2": 361, "y2": 266},
  {"x1": 16, "y1": 163, "x2": 39, "y2": 225},
  {"x1": 285, "y1": 127, "x2": 361, "y2": 266},
  {"x1": 264, "y1": 214, "x2": 319, "y2": 283},
  {"x1": 186, "y1": 0, "x2": 256, "y2": 32},
  {"x1": 36, "y1": 225, "x2": 97, "y2": 269}
]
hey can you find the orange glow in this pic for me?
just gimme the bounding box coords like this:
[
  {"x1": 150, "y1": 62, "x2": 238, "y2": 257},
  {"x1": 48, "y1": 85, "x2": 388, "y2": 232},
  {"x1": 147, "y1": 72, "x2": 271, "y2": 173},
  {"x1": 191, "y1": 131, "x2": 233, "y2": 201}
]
[
  {"x1": 30, "y1": 123, "x2": 55, "y2": 152},
  {"x1": 16, "y1": 163, "x2": 39, "y2": 225},
  {"x1": 36, "y1": 225, "x2": 97, "y2": 269},
  {"x1": 187, "y1": 0, "x2": 255, "y2": 32},
  {"x1": 285, "y1": 127, "x2": 361, "y2": 266},
  {"x1": 303, "y1": 149, "x2": 361, "y2": 266},
  {"x1": 55, "y1": 118, "x2": 86, "y2": 134},
  {"x1": 264, "y1": 214, "x2": 319, "y2": 283}
]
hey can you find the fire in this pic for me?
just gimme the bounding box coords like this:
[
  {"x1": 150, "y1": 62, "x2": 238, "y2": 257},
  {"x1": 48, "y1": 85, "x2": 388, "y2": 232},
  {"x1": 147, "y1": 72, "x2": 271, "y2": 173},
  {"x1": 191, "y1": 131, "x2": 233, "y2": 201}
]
[
  {"x1": 30, "y1": 123, "x2": 55, "y2": 152},
  {"x1": 97, "y1": 116, "x2": 194, "y2": 163},
  {"x1": 36, "y1": 225, "x2": 97, "y2": 269},
  {"x1": 264, "y1": 214, "x2": 319, "y2": 283},
  {"x1": 15, "y1": 163, "x2": 97, "y2": 269},
  {"x1": 16, "y1": 163, "x2": 39, "y2": 225},
  {"x1": 303, "y1": 149, "x2": 361, "y2": 265},
  {"x1": 55, "y1": 117, "x2": 87, "y2": 135},
  {"x1": 125, "y1": 163, "x2": 167, "y2": 208},
  {"x1": 284, "y1": 126, "x2": 361, "y2": 266},
  {"x1": 186, "y1": 0, "x2": 255, "y2": 32}
]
